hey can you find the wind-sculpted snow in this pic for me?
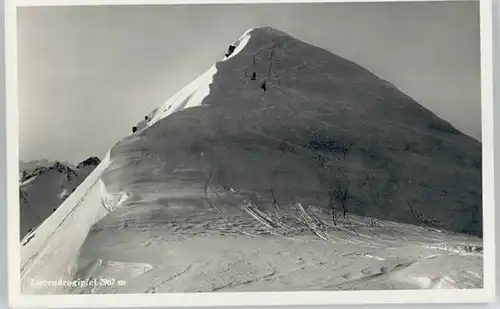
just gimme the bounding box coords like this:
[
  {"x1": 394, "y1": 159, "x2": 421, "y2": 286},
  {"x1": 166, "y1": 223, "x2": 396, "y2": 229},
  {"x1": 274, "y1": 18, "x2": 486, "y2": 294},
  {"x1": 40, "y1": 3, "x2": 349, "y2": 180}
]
[
  {"x1": 22, "y1": 27, "x2": 483, "y2": 294},
  {"x1": 146, "y1": 29, "x2": 253, "y2": 128},
  {"x1": 136, "y1": 27, "x2": 481, "y2": 236},
  {"x1": 74, "y1": 161, "x2": 482, "y2": 292}
]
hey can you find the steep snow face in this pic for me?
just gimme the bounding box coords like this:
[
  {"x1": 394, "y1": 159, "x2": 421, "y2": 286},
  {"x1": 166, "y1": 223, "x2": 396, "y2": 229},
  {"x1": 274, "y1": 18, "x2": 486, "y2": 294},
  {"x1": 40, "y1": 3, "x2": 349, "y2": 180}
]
[
  {"x1": 71, "y1": 27, "x2": 482, "y2": 293},
  {"x1": 145, "y1": 29, "x2": 253, "y2": 128},
  {"x1": 21, "y1": 27, "x2": 483, "y2": 295},
  {"x1": 124, "y1": 26, "x2": 481, "y2": 236},
  {"x1": 19, "y1": 161, "x2": 99, "y2": 239}
]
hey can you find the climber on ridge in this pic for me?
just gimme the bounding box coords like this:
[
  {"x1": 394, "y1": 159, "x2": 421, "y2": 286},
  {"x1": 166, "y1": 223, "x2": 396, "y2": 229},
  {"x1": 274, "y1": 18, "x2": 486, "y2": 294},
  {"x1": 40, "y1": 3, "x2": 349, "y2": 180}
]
[
  {"x1": 261, "y1": 80, "x2": 267, "y2": 92},
  {"x1": 251, "y1": 72, "x2": 256, "y2": 80}
]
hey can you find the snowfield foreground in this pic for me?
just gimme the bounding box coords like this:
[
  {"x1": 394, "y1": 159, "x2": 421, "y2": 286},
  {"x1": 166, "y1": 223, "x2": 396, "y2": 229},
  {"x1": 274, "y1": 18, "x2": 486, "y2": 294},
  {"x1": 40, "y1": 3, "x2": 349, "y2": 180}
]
[{"x1": 20, "y1": 27, "x2": 483, "y2": 294}]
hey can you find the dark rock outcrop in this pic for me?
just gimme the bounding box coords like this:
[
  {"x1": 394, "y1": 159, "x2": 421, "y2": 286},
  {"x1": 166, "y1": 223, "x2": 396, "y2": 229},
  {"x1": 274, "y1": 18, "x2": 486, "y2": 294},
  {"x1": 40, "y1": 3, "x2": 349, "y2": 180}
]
[{"x1": 76, "y1": 157, "x2": 101, "y2": 169}]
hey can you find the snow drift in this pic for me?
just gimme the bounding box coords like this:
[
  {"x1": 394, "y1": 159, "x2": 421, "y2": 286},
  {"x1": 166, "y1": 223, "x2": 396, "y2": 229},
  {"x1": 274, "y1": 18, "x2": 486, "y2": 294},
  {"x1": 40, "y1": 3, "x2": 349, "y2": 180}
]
[{"x1": 20, "y1": 27, "x2": 483, "y2": 294}]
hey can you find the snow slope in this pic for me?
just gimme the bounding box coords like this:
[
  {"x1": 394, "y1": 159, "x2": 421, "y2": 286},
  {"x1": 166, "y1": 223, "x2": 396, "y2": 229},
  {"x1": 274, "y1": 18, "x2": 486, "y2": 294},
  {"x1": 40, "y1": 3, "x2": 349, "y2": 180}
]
[
  {"x1": 72, "y1": 210, "x2": 483, "y2": 293},
  {"x1": 21, "y1": 27, "x2": 483, "y2": 295},
  {"x1": 18, "y1": 26, "x2": 251, "y2": 292},
  {"x1": 146, "y1": 28, "x2": 253, "y2": 127},
  {"x1": 20, "y1": 153, "x2": 112, "y2": 294}
]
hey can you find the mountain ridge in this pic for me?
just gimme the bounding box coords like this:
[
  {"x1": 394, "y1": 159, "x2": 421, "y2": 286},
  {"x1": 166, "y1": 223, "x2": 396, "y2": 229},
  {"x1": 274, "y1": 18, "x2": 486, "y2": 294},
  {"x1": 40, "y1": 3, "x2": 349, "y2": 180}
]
[
  {"x1": 120, "y1": 26, "x2": 481, "y2": 236},
  {"x1": 20, "y1": 27, "x2": 483, "y2": 295}
]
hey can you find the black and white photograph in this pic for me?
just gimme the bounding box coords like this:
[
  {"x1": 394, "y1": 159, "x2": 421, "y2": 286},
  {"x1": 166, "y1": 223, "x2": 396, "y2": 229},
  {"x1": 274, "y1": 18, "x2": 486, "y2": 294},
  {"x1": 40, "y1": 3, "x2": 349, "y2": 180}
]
[{"x1": 7, "y1": 0, "x2": 496, "y2": 307}]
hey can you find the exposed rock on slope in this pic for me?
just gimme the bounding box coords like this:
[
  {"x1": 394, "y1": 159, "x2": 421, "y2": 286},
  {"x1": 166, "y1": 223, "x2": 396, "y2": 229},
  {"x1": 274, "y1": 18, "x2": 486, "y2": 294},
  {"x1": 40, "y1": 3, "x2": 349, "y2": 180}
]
[{"x1": 77, "y1": 157, "x2": 101, "y2": 169}]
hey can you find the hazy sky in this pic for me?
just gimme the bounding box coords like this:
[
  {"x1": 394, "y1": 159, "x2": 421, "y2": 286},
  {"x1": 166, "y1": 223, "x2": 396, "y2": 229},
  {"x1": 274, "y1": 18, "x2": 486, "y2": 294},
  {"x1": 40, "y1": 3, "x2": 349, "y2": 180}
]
[{"x1": 17, "y1": 1, "x2": 481, "y2": 164}]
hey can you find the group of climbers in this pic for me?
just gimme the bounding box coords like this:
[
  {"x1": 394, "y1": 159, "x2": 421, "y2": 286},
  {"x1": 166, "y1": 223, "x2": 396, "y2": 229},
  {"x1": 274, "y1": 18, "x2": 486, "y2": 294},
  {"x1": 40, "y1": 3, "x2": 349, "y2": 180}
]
[
  {"x1": 132, "y1": 115, "x2": 152, "y2": 134},
  {"x1": 225, "y1": 43, "x2": 268, "y2": 92},
  {"x1": 131, "y1": 45, "x2": 272, "y2": 134},
  {"x1": 250, "y1": 71, "x2": 267, "y2": 92}
]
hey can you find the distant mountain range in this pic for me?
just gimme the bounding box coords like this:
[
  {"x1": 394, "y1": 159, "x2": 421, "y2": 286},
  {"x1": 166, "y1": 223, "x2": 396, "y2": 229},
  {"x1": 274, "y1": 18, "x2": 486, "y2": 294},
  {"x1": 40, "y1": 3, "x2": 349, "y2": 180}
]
[
  {"x1": 19, "y1": 157, "x2": 101, "y2": 239},
  {"x1": 20, "y1": 159, "x2": 74, "y2": 176}
]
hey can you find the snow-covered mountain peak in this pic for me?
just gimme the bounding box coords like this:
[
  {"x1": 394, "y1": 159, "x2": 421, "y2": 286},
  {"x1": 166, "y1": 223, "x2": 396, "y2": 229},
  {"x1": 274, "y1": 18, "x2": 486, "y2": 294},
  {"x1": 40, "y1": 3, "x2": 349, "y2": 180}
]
[
  {"x1": 133, "y1": 27, "x2": 481, "y2": 236},
  {"x1": 21, "y1": 27, "x2": 483, "y2": 295},
  {"x1": 21, "y1": 161, "x2": 77, "y2": 184}
]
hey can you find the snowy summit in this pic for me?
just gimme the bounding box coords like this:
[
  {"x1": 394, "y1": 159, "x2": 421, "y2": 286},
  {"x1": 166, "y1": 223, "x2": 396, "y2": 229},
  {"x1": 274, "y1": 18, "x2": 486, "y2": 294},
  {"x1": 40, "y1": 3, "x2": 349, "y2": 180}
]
[{"x1": 21, "y1": 27, "x2": 482, "y2": 294}]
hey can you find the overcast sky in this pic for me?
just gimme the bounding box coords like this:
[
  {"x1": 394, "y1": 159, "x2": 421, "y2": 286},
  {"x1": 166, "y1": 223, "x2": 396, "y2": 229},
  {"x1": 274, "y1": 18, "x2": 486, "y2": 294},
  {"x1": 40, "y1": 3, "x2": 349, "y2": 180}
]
[{"x1": 17, "y1": 1, "x2": 481, "y2": 164}]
